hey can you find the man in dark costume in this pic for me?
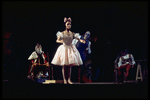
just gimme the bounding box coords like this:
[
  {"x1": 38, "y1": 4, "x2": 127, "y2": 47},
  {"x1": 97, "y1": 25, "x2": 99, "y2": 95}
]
[{"x1": 72, "y1": 31, "x2": 91, "y2": 83}]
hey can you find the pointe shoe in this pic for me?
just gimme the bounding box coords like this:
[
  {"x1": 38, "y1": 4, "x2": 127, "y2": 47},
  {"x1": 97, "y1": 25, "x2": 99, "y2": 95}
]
[
  {"x1": 64, "y1": 80, "x2": 67, "y2": 84},
  {"x1": 68, "y1": 80, "x2": 73, "y2": 84}
]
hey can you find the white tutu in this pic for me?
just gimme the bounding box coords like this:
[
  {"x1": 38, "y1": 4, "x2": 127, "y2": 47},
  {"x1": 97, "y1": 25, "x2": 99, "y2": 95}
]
[
  {"x1": 51, "y1": 44, "x2": 83, "y2": 66},
  {"x1": 51, "y1": 31, "x2": 83, "y2": 66}
]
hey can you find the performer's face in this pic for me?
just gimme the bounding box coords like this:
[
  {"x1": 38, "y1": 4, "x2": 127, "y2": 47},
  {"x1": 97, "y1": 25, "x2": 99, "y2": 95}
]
[
  {"x1": 84, "y1": 32, "x2": 90, "y2": 40},
  {"x1": 65, "y1": 22, "x2": 71, "y2": 30},
  {"x1": 36, "y1": 46, "x2": 42, "y2": 54}
]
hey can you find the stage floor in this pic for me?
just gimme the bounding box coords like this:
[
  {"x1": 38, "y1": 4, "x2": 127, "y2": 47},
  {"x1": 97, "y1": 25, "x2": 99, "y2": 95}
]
[
  {"x1": 2, "y1": 80, "x2": 148, "y2": 99},
  {"x1": 41, "y1": 79, "x2": 139, "y2": 84}
]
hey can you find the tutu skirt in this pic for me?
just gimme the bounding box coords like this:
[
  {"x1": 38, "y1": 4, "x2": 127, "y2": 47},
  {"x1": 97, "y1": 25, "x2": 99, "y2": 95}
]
[{"x1": 51, "y1": 44, "x2": 83, "y2": 66}]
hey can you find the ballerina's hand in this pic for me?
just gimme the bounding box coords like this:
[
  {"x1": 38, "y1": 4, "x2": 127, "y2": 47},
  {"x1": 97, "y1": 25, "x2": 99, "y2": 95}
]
[{"x1": 80, "y1": 40, "x2": 86, "y2": 44}]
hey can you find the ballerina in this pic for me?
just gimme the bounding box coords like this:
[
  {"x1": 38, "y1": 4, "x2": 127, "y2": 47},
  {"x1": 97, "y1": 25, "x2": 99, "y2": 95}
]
[{"x1": 51, "y1": 17, "x2": 85, "y2": 84}]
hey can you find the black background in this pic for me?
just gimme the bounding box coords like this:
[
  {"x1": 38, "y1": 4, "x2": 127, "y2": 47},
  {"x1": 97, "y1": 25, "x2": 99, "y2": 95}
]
[{"x1": 2, "y1": 1, "x2": 148, "y2": 82}]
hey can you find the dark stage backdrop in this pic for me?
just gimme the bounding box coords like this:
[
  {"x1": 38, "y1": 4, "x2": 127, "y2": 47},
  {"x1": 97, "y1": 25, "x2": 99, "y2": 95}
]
[{"x1": 2, "y1": 1, "x2": 148, "y2": 82}]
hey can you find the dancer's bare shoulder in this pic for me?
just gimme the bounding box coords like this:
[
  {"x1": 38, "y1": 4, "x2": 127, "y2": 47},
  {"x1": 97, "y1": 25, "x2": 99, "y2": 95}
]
[
  {"x1": 71, "y1": 32, "x2": 76, "y2": 35},
  {"x1": 60, "y1": 31, "x2": 65, "y2": 35}
]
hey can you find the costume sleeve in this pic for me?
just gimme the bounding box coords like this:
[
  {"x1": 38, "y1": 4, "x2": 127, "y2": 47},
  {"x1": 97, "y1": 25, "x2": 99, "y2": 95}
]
[
  {"x1": 72, "y1": 38, "x2": 78, "y2": 45},
  {"x1": 43, "y1": 53, "x2": 47, "y2": 58},
  {"x1": 87, "y1": 41, "x2": 91, "y2": 54},
  {"x1": 131, "y1": 54, "x2": 136, "y2": 65},
  {"x1": 43, "y1": 53, "x2": 48, "y2": 63},
  {"x1": 74, "y1": 33, "x2": 81, "y2": 39},
  {"x1": 56, "y1": 31, "x2": 63, "y2": 39},
  {"x1": 28, "y1": 51, "x2": 38, "y2": 60},
  {"x1": 118, "y1": 57, "x2": 122, "y2": 67},
  {"x1": 31, "y1": 60, "x2": 34, "y2": 63}
]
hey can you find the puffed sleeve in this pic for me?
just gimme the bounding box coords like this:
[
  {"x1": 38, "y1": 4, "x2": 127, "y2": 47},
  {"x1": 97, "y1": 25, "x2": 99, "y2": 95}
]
[
  {"x1": 74, "y1": 33, "x2": 81, "y2": 39},
  {"x1": 130, "y1": 54, "x2": 136, "y2": 65},
  {"x1": 72, "y1": 38, "x2": 78, "y2": 45},
  {"x1": 56, "y1": 31, "x2": 63, "y2": 39},
  {"x1": 118, "y1": 57, "x2": 122, "y2": 67},
  {"x1": 28, "y1": 51, "x2": 38, "y2": 60}
]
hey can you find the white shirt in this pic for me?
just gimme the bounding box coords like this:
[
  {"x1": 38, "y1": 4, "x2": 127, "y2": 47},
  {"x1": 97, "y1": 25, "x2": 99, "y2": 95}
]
[{"x1": 118, "y1": 54, "x2": 135, "y2": 67}]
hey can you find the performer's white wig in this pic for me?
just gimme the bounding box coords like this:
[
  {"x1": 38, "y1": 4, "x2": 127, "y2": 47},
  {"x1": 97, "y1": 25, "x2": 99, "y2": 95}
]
[
  {"x1": 35, "y1": 43, "x2": 42, "y2": 50},
  {"x1": 86, "y1": 31, "x2": 91, "y2": 35},
  {"x1": 84, "y1": 31, "x2": 91, "y2": 40},
  {"x1": 35, "y1": 43, "x2": 43, "y2": 54}
]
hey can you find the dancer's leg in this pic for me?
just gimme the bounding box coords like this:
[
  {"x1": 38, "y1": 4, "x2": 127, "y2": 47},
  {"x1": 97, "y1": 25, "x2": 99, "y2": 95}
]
[
  {"x1": 62, "y1": 65, "x2": 67, "y2": 84},
  {"x1": 125, "y1": 64, "x2": 132, "y2": 81},
  {"x1": 118, "y1": 66, "x2": 124, "y2": 82},
  {"x1": 68, "y1": 66, "x2": 73, "y2": 84}
]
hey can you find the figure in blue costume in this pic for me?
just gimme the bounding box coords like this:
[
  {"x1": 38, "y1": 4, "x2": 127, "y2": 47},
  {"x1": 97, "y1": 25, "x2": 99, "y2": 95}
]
[{"x1": 72, "y1": 31, "x2": 91, "y2": 83}]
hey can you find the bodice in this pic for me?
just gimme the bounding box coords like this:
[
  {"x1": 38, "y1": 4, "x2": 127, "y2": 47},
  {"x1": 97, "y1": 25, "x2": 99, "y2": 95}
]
[{"x1": 62, "y1": 33, "x2": 73, "y2": 46}]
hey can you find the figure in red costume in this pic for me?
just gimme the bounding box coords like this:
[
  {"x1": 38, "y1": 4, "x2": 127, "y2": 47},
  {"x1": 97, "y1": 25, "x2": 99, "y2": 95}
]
[
  {"x1": 27, "y1": 43, "x2": 49, "y2": 80},
  {"x1": 117, "y1": 49, "x2": 135, "y2": 83}
]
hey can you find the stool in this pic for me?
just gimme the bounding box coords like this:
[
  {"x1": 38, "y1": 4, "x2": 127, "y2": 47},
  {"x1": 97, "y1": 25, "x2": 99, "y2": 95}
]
[{"x1": 136, "y1": 62, "x2": 143, "y2": 81}]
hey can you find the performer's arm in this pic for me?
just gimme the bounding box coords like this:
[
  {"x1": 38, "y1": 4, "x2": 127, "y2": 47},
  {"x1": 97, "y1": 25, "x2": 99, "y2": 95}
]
[
  {"x1": 87, "y1": 41, "x2": 91, "y2": 54},
  {"x1": 43, "y1": 53, "x2": 50, "y2": 67},
  {"x1": 56, "y1": 37, "x2": 63, "y2": 43},
  {"x1": 77, "y1": 38, "x2": 86, "y2": 44},
  {"x1": 28, "y1": 51, "x2": 38, "y2": 60},
  {"x1": 86, "y1": 41, "x2": 91, "y2": 54},
  {"x1": 118, "y1": 57, "x2": 122, "y2": 67},
  {"x1": 56, "y1": 31, "x2": 63, "y2": 43},
  {"x1": 130, "y1": 54, "x2": 136, "y2": 68},
  {"x1": 73, "y1": 32, "x2": 86, "y2": 44}
]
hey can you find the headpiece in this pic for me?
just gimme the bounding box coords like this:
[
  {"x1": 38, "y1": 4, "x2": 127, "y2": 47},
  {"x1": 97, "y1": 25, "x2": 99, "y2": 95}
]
[{"x1": 64, "y1": 17, "x2": 72, "y2": 23}]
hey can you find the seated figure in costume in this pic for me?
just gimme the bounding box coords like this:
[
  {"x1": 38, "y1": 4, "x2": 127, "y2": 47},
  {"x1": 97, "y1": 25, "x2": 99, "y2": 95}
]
[
  {"x1": 27, "y1": 43, "x2": 49, "y2": 80},
  {"x1": 117, "y1": 49, "x2": 135, "y2": 83},
  {"x1": 72, "y1": 31, "x2": 92, "y2": 83}
]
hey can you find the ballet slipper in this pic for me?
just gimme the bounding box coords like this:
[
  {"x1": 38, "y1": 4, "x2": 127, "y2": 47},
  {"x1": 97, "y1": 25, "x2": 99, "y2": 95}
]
[
  {"x1": 64, "y1": 80, "x2": 67, "y2": 84},
  {"x1": 68, "y1": 80, "x2": 73, "y2": 84}
]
